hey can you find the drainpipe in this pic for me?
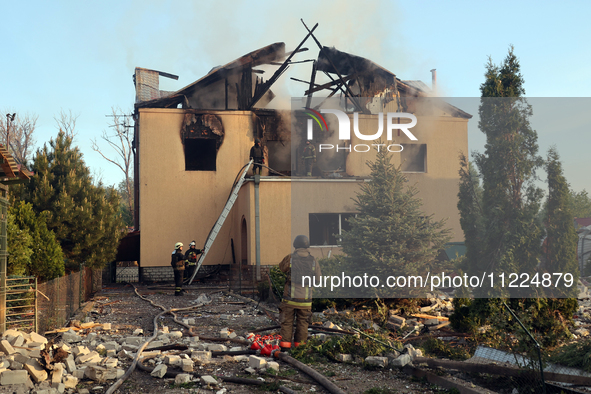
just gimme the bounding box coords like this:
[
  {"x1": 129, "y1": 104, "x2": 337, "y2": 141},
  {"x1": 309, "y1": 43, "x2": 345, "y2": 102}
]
[{"x1": 255, "y1": 174, "x2": 261, "y2": 281}]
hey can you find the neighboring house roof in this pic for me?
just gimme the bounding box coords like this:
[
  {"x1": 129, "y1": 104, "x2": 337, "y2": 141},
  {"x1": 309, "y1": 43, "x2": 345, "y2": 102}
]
[
  {"x1": 576, "y1": 217, "x2": 591, "y2": 230},
  {"x1": 0, "y1": 144, "x2": 31, "y2": 184},
  {"x1": 401, "y1": 80, "x2": 432, "y2": 92}
]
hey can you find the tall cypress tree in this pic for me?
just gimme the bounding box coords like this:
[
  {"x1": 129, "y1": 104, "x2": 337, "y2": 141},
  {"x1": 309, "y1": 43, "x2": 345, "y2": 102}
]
[
  {"x1": 22, "y1": 131, "x2": 123, "y2": 271},
  {"x1": 452, "y1": 47, "x2": 576, "y2": 345},
  {"x1": 470, "y1": 46, "x2": 544, "y2": 297},
  {"x1": 544, "y1": 147, "x2": 579, "y2": 296}
]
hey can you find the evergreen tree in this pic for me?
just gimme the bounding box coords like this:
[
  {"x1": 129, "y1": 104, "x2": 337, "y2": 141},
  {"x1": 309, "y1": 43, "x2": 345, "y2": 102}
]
[
  {"x1": 7, "y1": 212, "x2": 33, "y2": 277},
  {"x1": 339, "y1": 146, "x2": 451, "y2": 297},
  {"x1": 469, "y1": 46, "x2": 544, "y2": 297},
  {"x1": 570, "y1": 189, "x2": 591, "y2": 219},
  {"x1": 22, "y1": 131, "x2": 123, "y2": 271},
  {"x1": 9, "y1": 201, "x2": 64, "y2": 281},
  {"x1": 451, "y1": 47, "x2": 576, "y2": 346},
  {"x1": 117, "y1": 179, "x2": 134, "y2": 228},
  {"x1": 544, "y1": 147, "x2": 579, "y2": 296}
]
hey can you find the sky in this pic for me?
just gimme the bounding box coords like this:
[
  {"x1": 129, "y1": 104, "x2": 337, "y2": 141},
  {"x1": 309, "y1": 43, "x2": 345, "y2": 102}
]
[{"x1": 1, "y1": 0, "x2": 590, "y2": 193}]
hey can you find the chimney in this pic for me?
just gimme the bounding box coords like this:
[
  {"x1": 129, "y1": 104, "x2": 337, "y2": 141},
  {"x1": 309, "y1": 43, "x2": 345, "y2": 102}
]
[{"x1": 430, "y1": 69, "x2": 437, "y2": 93}]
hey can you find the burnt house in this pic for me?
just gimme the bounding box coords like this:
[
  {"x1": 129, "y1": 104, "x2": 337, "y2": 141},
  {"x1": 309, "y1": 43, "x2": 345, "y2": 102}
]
[{"x1": 132, "y1": 34, "x2": 470, "y2": 282}]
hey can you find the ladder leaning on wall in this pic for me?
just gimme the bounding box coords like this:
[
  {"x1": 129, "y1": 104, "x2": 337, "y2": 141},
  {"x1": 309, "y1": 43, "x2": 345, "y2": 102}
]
[{"x1": 187, "y1": 160, "x2": 253, "y2": 285}]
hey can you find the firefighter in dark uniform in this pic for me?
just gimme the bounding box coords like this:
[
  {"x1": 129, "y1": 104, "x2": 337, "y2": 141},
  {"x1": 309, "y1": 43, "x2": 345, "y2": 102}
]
[
  {"x1": 278, "y1": 235, "x2": 321, "y2": 351},
  {"x1": 171, "y1": 242, "x2": 186, "y2": 296},
  {"x1": 302, "y1": 140, "x2": 316, "y2": 176},
  {"x1": 184, "y1": 241, "x2": 203, "y2": 281},
  {"x1": 249, "y1": 138, "x2": 264, "y2": 175}
]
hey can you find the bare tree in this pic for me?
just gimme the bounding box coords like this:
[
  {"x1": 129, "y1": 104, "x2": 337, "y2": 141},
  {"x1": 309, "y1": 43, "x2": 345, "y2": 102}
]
[
  {"x1": 0, "y1": 110, "x2": 38, "y2": 165},
  {"x1": 54, "y1": 109, "x2": 79, "y2": 139},
  {"x1": 91, "y1": 107, "x2": 134, "y2": 220}
]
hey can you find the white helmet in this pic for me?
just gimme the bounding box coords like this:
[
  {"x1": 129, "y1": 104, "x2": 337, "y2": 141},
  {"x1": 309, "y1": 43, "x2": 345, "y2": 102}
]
[
  {"x1": 175, "y1": 242, "x2": 183, "y2": 249},
  {"x1": 190, "y1": 241, "x2": 196, "y2": 246}
]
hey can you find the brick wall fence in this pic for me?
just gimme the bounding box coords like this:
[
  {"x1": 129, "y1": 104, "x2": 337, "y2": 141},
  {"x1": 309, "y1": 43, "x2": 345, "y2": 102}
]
[{"x1": 104, "y1": 264, "x2": 278, "y2": 298}]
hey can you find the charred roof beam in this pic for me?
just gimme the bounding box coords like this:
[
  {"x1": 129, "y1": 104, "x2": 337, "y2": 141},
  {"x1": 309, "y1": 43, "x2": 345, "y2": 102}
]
[
  {"x1": 248, "y1": 24, "x2": 319, "y2": 109},
  {"x1": 301, "y1": 19, "x2": 366, "y2": 113},
  {"x1": 303, "y1": 73, "x2": 356, "y2": 96}
]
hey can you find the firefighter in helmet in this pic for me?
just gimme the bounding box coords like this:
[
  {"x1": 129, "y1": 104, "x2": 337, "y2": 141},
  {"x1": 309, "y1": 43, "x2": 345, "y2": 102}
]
[
  {"x1": 302, "y1": 140, "x2": 316, "y2": 176},
  {"x1": 184, "y1": 240, "x2": 203, "y2": 281},
  {"x1": 171, "y1": 242, "x2": 185, "y2": 296},
  {"x1": 249, "y1": 138, "x2": 264, "y2": 175},
  {"x1": 278, "y1": 235, "x2": 321, "y2": 351}
]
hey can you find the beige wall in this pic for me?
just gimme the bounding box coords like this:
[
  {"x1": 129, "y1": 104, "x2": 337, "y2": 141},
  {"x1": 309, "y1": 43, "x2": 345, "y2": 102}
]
[
  {"x1": 232, "y1": 180, "x2": 292, "y2": 266},
  {"x1": 138, "y1": 109, "x2": 467, "y2": 269},
  {"x1": 333, "y1": 114, "x2": 467, "y2": 242},
  {"x1": 139, "y1": 109, "x2": 258, "y2": 267}
]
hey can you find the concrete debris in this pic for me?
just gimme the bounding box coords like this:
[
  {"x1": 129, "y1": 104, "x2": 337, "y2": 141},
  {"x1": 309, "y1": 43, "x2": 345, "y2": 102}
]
[
  {"x1": 164, "y1": 355, "x2": 181, "y2": 366},
  {"x1": 404, "y1": 344, "x2": 423, "y2": 359},
  {"x1": 248, "y1": 355, "x2": 267, "y2": 369},
  {"x1": 61, "y1": 330, "x2": 82, "y2": 344},
  {"x1": 150, "y1": 364, "x2": 167, "y2": 378},
  {"x1": 175, "y1": 373, "x2": 191, "y2": 384},
  {"x1": 1, "y1": 369, "x2": 29, "y2": 385},
  {"x1": 575, "y1": 328, "x2": 590, "y2": 337},
  {"x1": 267, "y1": 361, "x2": 279, "y2": 371},
  {"x1": 194, "y1": 294, "x2": 212, "y2": 305},
  {"x1": 390, "y1": 353, "x2": 411, "y2": 367},
  {"x1": 336, "y1": 354, "x2": 352, "y2": 362},
  {"x1": 365, "y1": 356, "x2": 388, "y2": 368},
  {"x1": 311, "y1": 333, "x2": 327, "y2": 341},
  {"x1": 201, "y1": 375, "x2": 218, "y2": 388},
  {"x1": 181, "y1": 359, "x2": 193, "y2": 372},
  {"x1": 207, "y1": 344, "x2": 227, "y2": 352},
  {"x1": 388, "y1": 315, "x2": 406, "y2": 326}
]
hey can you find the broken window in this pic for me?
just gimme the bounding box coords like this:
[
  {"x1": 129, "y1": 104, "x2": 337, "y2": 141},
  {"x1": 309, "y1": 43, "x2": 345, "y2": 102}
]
[
  {"x1": 401, "y1": 144, "x2": 426, "y2": 173},
  {"x1": 182, "y1": 113, "x2": 224, "y2": 172},
  {"x1": 184, "y1": 139, "x2": 216, "y2": 171},
  {"x1": 309, "y1": 213, "x2": 355, "y2": 246}
]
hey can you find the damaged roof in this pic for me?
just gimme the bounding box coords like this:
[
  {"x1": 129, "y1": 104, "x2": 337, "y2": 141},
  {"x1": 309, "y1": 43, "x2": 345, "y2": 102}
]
[
  {"x1": 135, "y1": 43, "x2": 287, "y2": 110},
  {"x1": 134, "y1": 35, "x2": 470, "y2": 119}
]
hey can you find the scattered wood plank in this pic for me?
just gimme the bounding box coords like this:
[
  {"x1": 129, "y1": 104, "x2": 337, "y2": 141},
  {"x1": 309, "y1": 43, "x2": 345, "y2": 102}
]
[
  {"x1": 411, "y1": 313, "x2": 449, "y2": 321},
  {"x1": 403, "y1": 365, "x2": 494, "y2": 394},
  {"x1": 44, "y1": 323, "x2": 103, "y2": 335},
  {"x1": 429, "y1": 321, "x2": 451, "y2": 331},
  {"x1": 413, "y1": 357, "x2": 591, "y2": 386}
]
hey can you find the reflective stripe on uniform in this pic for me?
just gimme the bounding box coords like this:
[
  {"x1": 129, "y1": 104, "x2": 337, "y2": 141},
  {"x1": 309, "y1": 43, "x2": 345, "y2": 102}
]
[{"x1": 283, "y1": 299, "x2": 312, "y2": 307}]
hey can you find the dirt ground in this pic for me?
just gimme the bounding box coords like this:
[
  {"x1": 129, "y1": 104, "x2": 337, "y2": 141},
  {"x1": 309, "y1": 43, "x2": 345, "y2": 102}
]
[{"x1": 64, "y1": 283, "x2": 475, "y2": 394}]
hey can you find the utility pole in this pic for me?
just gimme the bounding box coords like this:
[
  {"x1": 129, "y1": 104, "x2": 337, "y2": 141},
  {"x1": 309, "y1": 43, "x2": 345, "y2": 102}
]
[{"x1": 5, "y1": 113, "x2": 15, "y2": 152}]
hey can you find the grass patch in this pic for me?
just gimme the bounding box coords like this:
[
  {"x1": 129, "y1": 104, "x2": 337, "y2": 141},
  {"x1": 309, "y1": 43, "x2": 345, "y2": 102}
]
[
  {"x1": 548, "y1": 338, "x2": 591, "y2": 372},
  {"x1": 364, "y1": 388, "x2": 397, "y2": 394},
  {"x1": 290, "y1": 333, "x2": 401, "y2": 364},
  {"x1": 420, "y1": 338, "x2": 471, "y2": 361},
  {"x1": 277, "y1": 368, "x2": 298, "y2": 377}
]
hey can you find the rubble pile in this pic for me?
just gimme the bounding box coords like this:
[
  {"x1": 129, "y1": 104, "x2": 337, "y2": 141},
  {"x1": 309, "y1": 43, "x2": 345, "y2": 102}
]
[
  {"x1": 574, "y1": 279, "x2": 591, "y2": 339},
  {"x1": 0, "y1": 321, "x2": 273, "y2": 394}
]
